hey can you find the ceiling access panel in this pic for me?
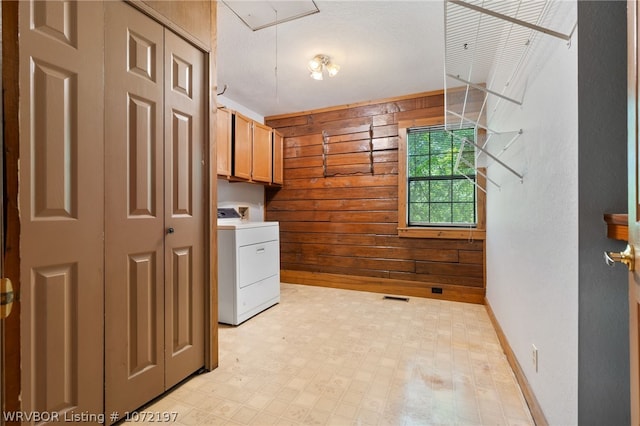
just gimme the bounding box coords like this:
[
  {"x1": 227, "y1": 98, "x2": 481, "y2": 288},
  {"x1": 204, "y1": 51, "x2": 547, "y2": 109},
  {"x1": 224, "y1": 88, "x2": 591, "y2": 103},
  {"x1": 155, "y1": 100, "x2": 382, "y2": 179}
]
[{"x1": 222, "y1": 0, "x2": 319, "y2": 31}]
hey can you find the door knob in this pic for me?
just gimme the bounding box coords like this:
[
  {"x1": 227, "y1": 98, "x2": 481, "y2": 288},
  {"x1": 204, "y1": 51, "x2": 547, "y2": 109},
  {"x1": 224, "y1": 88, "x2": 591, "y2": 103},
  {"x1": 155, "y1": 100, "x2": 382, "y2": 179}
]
[
  {"x1": 605, "y1": 244, "x2": 635, "y2": 271},
  {"x1": 167, "y1": 227, "x2": 175, "y2": 234},
  {"x1": 0, "y1": 278, "x2": 14, "y2": 320}
]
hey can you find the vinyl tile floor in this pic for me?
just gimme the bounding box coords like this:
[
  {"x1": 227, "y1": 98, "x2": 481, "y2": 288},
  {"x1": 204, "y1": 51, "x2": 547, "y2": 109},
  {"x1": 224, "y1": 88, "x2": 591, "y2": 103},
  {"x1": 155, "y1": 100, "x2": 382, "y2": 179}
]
[{"x1": 137, "y1": 283, "x2": 534, "y2": 426}]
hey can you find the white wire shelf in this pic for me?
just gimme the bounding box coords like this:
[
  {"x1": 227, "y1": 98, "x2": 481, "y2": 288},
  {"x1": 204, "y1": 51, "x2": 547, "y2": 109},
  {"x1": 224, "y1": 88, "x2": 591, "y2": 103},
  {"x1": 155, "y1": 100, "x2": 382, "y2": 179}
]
[{"x1": 444, "y1": 0, "x2": 576, "y2": 189}]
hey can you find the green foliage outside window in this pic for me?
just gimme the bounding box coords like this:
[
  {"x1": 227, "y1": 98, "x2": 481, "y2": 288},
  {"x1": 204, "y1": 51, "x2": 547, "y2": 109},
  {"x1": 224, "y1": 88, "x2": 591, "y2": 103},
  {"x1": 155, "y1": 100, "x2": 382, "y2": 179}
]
[{"x1": 407, "y1": 127, "x2": 476, "y2": 226}]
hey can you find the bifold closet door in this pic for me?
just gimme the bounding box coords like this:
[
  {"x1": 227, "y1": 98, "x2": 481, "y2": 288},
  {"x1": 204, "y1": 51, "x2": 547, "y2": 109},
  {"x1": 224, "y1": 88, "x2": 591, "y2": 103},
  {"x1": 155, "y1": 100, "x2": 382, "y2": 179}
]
[
  {"x1": 105, "y1": 1, "x2": 165, "y2": 417},
  {"x1": 163, "y1": 29, "x2": 205, "y2": 389},
  {"x1": 105, "y1": 1, "x2": 205, "y2": 418},
  {"x1": 18, "y1": 0, "x2": 105, "y2": 418}
]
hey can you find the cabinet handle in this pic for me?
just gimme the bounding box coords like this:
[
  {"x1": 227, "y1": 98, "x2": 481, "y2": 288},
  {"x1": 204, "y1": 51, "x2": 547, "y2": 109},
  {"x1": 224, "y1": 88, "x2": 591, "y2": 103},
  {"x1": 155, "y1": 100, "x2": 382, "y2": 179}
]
[{"x1": 256, "y1": 247, "x2": 265, "y2": 254}]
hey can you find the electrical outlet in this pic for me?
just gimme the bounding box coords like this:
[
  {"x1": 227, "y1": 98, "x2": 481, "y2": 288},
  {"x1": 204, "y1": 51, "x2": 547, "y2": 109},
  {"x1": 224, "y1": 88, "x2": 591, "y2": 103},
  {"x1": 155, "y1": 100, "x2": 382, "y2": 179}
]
[{"x1": 532, "y1": 344, "x2": 538, "y2": 372}]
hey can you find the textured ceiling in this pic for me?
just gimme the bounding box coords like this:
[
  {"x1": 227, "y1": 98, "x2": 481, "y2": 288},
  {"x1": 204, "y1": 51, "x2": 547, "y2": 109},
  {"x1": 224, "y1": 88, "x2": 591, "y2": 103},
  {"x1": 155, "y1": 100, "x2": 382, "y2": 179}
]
[{"x1": 216, "y1": 1, "x2": 445, "y2": 117}]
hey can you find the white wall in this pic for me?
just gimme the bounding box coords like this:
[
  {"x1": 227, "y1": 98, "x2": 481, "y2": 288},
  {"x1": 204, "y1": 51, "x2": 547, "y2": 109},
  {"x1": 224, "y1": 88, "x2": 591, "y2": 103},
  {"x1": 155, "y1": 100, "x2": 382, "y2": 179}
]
[
  {"x1": 217, "y1": 179, "x2": 266, "y2": 222},
  {"x1": 485, "y1": 27, "x2": 579, "y2": 426},
  {"x1": 217, "y1": 94, "x2": 264, "y2": 123}
]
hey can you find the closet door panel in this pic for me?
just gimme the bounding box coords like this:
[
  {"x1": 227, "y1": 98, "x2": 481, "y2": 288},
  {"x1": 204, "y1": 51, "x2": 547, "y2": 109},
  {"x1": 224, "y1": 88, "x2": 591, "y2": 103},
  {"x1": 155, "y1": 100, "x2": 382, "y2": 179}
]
[
  {"x1": 18, "y1": 0, "x2": 105, "y2": 419},
  {"x1": 105, "y1": 1, "x2": 165, "y2": 420},
  {"x1": 164, "y1": 29, "x2": 205, "y2": 389}
]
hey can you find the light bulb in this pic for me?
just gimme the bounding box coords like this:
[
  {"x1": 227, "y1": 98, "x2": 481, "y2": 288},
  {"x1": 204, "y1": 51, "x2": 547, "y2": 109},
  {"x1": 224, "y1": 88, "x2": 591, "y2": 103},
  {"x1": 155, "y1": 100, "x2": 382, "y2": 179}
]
[
  {"x1": 310, "y1": 70, "x2": 323, "y2": 80},
  {"x1": 308, "y1": 57, "x2": 322, "y2": 72},
  {"x1": 326, "y1": 62, "x2": 340, "y2": 77}
]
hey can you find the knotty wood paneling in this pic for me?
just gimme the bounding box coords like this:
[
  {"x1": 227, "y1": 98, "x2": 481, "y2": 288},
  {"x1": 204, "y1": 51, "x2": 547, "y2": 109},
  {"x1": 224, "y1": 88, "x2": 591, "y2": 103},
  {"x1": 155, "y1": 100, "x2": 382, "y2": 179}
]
[{"x1": 265, "y1": 91, "x2": 485, "y2": 303}]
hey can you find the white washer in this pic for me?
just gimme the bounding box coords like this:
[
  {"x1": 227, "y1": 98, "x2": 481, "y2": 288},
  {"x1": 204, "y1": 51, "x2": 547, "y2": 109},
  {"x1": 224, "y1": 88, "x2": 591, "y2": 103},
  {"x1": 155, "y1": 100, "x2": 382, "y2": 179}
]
[{"x1": 217, "y1": 220, "x2": 280, "y2": 325}]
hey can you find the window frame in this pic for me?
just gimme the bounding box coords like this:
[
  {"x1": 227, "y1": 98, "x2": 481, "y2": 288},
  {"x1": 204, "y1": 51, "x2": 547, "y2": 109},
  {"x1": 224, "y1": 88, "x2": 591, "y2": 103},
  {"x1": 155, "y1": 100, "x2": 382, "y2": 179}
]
[{"x1": 397, "y1": 118, "x2": 486, "y2": 240}]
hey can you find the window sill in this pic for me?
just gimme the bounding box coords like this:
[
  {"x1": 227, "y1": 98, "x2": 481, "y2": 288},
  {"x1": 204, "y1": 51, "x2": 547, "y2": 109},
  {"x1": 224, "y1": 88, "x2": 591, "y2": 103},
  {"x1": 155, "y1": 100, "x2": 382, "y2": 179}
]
[{"x1": 398, "y1": 227, "x2": 486, "y2": 240}]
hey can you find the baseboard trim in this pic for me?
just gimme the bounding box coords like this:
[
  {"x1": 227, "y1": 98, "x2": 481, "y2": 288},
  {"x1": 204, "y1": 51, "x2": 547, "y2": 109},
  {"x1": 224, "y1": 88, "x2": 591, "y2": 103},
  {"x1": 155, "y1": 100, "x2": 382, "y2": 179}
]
[
  {"x1": 281, "y1": 270, "x2": 485, "y2": 304},
  {"x1": 484, "y1": 297, "x2": 548, "y2": 426}
]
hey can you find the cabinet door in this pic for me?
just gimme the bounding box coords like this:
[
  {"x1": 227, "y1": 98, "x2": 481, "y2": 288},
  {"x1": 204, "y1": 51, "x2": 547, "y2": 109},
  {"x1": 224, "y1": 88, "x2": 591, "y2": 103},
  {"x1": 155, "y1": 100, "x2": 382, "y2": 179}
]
[
  {"x1": 216, "y1": 108, "x2": 232, "y2": 176},
  {"x1": 272, "y1": 130, "x2": 284, "y2": 185},
  {"x1": 252, "y1": 122, "x2": 272, "y2": 183},
  {"x1": 233, "y1": 112, "x2": 252, "y2": 180}
]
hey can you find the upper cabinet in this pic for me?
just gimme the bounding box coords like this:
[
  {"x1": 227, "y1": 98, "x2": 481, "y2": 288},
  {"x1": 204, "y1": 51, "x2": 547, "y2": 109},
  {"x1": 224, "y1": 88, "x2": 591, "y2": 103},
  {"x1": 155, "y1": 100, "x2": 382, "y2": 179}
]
[
  {"x1": 252, "y1": 122, "x2": 273, "y2": 183},
  {"x1": 272, "y1": 130, "x2": 284, "y2": 185},
  {"x1": 233, "y1": 112, "x2": 252, "y2": 180},
  {"x1": 216, "y1": 108, "x2": 232, "y2": 177},
  {"x1": 216, "y1": 109, "x2": 283, "y2": 186}
]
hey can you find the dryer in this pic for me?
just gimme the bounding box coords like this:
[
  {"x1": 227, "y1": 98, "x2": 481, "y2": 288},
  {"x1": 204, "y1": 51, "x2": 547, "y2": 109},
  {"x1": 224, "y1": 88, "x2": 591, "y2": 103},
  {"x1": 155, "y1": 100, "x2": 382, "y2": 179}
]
[{"x1": 217, "y1": 217, "x2": 280, "y2": 325}]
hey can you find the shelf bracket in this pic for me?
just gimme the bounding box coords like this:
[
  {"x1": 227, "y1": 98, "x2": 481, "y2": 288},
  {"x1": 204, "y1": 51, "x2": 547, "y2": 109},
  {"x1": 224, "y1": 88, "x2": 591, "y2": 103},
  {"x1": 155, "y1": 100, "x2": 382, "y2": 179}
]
[
  {"x1": 492, "y1": 129, "x2": 523, "y2": 159},
  {"x1": 458, "y1": 161, "x2": 495, "y2": 193},
  {"x1": 447, "y1": 74, "x2": 522, "y2": 106},
  {"x1": 451, "y1": 131, "x2": 524, "y2": 185},
  {"x1": 446, "y1": 109, "x2": 504, "y2": 135},
  {"x1": 454, "y1": 140, "x2": 498, "y2": 193}
]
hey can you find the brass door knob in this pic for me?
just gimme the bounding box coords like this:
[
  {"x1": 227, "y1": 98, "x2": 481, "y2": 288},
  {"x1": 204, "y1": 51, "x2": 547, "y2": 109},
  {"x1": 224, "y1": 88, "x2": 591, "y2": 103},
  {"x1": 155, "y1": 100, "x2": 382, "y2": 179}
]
[
  {"x1": 605, "y1": 244, "x2": 635, "y2": 271},
  {"x1": 0, "y1": 277, "x2": 14, "y2": 320}
]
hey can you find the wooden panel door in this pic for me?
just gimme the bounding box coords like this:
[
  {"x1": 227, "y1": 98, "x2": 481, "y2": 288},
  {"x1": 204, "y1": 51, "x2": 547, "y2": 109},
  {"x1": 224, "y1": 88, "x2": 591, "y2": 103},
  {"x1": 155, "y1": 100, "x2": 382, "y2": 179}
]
[
  {"x1": 105, "y1": 1, "x2": 165, "y2": 419},
  {"x1": 18, "y1": 0, "x2": 105, "y2": 419},
  {"x1": 217, "y1": 108, "x2": 232, "y2": 176},
  {"x1": 106, "y1": 2, "x2": 205, "y2": 415},
  {"x1": 233, "y1": 112, "x2": 252, "y2": 180},
  {"x1": 163, "y1": 28, "x2": 205, "y2": 388},
  {"x1": 252, "y1": 122, "x2": 273, "y2": 183},
  {"x1": 273, "y1": 130, "x2": 284, "y2": 185}
]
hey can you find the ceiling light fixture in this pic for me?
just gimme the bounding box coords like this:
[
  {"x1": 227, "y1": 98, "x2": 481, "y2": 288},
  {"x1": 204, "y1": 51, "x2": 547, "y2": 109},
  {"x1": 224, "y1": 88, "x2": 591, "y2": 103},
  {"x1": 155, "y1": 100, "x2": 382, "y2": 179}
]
[{"x1": 308, "y1": 54, "x2": 340, "y2": 80}]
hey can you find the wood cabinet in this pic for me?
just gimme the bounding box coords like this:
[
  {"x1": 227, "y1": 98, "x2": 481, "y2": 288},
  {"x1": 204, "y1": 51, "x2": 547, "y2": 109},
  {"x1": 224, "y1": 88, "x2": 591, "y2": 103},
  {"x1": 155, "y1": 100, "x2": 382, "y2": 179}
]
[
  {"x1": 252, "y1": 122, "x2": 272, "y2": 183},
  {"x1": 233, "y1": 112, "x2": 252, "y2": 180},
  {"x1": 272, "y1": 130, "x2": 284, "y2": 185},
  {"x1": 216, "y1": 108, "x2": 232, "y2": 177},
  {"x1": 216, "y1": 109, "x2": 283, "y2": 185}
]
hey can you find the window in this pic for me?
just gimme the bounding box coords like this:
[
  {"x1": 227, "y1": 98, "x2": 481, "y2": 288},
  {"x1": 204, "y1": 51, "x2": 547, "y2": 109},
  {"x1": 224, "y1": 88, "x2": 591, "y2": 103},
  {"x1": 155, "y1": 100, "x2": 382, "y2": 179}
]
[
  {"x1": 407, "y1": 126, "x2": 476, "y2": 226},
  {"x1": 397, "y1": 118, "x2": 485, "y2": 240}
]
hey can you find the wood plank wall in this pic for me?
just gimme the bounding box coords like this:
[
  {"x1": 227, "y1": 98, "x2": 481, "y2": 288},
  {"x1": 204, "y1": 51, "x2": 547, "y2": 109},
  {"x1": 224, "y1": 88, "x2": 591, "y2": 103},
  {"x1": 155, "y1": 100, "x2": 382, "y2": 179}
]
[{"x1": 265, "y1": 91, "x2": 486, "y2": 304}]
